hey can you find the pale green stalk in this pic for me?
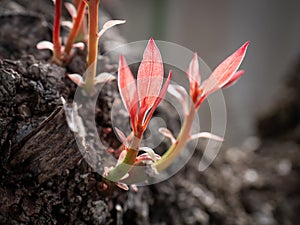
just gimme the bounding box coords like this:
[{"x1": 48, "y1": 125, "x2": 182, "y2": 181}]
[{"x1": 154, "y1": 104, "x2": 196, "y2": 172}]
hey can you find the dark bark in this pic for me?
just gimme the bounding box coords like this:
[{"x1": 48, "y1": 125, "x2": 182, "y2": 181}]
[{"x1": 9, "y1": 106, "x2": 80, "y2": 184}]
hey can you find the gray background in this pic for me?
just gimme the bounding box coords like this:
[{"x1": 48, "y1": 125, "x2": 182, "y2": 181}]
[{"x1": 103, "y1": 0, "x2": 300, "y2": 146}]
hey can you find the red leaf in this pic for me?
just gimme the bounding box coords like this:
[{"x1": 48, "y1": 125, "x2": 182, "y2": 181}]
[
  {"x1": 143, "y1": 70, "x2": 172, "y2": 127},
  {"x1": 118, "y1": 55, "x2": 138, "y2": 129},
  {"x1": 202, "y1": 41, "x2": 249, "y2": 96},
  {"x1": 137, "y1": 38, "x2": 164, "y2": 120}
]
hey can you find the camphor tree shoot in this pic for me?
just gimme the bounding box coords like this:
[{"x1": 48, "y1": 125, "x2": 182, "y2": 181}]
[
  {"x1": 39, "y1": 0, "x2": 249, "y2": 190},
  {"x1": 104, "y1": 38, "x2": 249, "y2": 189}
]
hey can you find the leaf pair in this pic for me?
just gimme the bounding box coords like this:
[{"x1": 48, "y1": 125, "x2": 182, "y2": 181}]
[
  {"x1": 118, "y1": 38, "x2": 172, "y2": 136},
  {"x1": 186, "y1": 42, "x2": 249, "y2": 108}
]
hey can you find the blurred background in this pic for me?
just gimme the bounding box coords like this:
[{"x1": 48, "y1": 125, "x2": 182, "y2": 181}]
[{"x1": 103, "y1": 0, "x2": 300, "y2": 146}]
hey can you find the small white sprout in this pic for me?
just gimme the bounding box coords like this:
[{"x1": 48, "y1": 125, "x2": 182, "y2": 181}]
[
  {"x1": 189, "y1": 132, "x2": 224, "y2": 142},
  {"x1": 36, "y1": 41, "x2": 54, "y2": 51},
  {"x1": 158, "y1": 127, "x2": 176, "y2": 144},
  {"x1": 168, "y1": 84, "x2": 189, "y2": 115},
  {"x1": 61, "y1": 21, "x2": 74, "y2": 29},
  {"x1": 64, "y1": 2, "x2": 77, "y2": 19},
  {"x1": 139, "y1": 147, "x2": 161, "y2": 162},
  {"x1": 97, "y1": 20, "x2": 126, "y2": 38},
  {"x1": 94, "y1": 72, "x2": 116, "y2": 84}
]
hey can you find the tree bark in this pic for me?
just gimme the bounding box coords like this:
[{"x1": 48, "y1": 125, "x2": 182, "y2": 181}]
[{"x1": 8, "y1": 106, "x2": 80, "y2": 184}]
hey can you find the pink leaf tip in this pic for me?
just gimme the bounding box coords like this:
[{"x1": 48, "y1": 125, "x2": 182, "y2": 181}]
[
  {"x1": 187, "y1": 52, "x2": 201, "y2": 85},
  {"x1": 137, "y1": 38, "x2": 163, "y2": 120},
  {"x1": 187, "y1": 52, "x2": 201, "y2": 103},
  {"x1": 201, "y1": 41, "x2": 249, "y2": 97},
  {"x1": 118, "y1": 55, "x2": 138, "y2": 131}
]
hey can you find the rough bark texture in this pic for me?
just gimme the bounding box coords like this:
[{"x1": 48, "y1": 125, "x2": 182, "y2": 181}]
[
  {"x1": 0, "y1": 1, "x2": 126, "y2": 224},
  {"x1": 0, "y1": 57, "x2": 80, "y2": 181},
  {"x1": 9, "y1": 106, "x2": 80, "y2": 184}
]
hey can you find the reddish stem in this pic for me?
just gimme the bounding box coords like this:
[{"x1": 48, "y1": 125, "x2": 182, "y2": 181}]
[
  {"x1": 86, "y1": 0, "x2": 99, "y2": 67},
  {"x1": 52, "y1": 0, "x2": 62, "y2": 65},
  {"x1": 64, "y1": 0, "x2": 87, "y2": 59},
  {"x1": 84, "y1": 0, "x2": 100, "y2": 94},
  {"x1": 74, "y1": 0, "x2": 88, "y2": 42}
]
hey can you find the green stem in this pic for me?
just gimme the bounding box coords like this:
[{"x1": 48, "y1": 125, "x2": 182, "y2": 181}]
[
  {"x1": 154, "y1": 105, "x2": 196, "y2": 172},
  {"x1": 105, "y1": 136, "x2": 141, "y2": 182},
  {"x1": 105, "y1": 105, "x2": 196, "y2": 183},
  {"x1": 83, "y1": 0, "x2": 100, "y2": 95}
]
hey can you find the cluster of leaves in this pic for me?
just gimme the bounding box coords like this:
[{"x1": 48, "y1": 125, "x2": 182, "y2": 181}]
[
  {"x1": 39, "y1": 0, "x2": 249, "y2": 190},
  {"x1": 104, "y1": 38, "x2": 249, "y2": 189}
]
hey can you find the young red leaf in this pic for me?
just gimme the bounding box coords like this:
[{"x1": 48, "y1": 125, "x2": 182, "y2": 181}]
[
  {"x1": 118, "y1": 55, "x2": 138, "y2": 130},
  {"x1": 202, "y1": 41, "x2": 249, "y2": 96},
  {"x1": 143, "y1": 70, "x2": 172, "y2": 127},
  {"x1": 137, "y1": 38, "x2": 164, "y2": 119}
]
